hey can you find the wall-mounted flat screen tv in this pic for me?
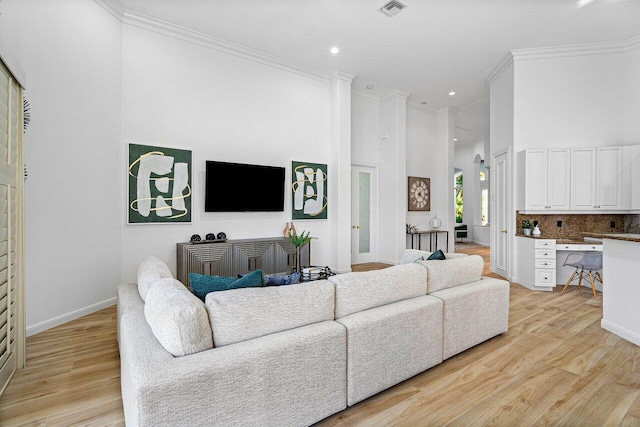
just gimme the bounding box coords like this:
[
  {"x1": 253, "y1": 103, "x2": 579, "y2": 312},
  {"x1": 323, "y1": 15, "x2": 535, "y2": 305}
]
[{"x1": 205, "y1": 160, "x2": 286, "y2": 212}]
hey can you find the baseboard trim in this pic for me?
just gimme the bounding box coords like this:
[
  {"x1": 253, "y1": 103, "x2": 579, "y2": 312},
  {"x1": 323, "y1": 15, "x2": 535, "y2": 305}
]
[
  {"x1": 26, "y1": 297, "x2": 117, "y2": 337},
  {"x1": 601, "y1": 319, "x2": 640, "y2": 347}
]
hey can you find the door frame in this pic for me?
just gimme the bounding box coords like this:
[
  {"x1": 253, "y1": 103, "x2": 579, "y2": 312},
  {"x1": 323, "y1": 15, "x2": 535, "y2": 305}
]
[
  {"x1": 351, "y1": 162, "x2": 379, "y2": 265},
  {"x1": 491, "y1": 147, "x2": 511, "y2": 280}
]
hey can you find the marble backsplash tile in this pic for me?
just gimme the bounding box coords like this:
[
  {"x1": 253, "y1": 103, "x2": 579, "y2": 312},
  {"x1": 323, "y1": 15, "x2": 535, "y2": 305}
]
[{"x1": 515, "y1": 212, "x2": 626, "y2": 239}]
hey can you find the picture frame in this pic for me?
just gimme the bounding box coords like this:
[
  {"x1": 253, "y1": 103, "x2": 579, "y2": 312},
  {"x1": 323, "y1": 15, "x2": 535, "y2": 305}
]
[
  {"x1": 408, "y1": 176, "x2": 430, "y2": 211},
  {"x1": 128, "y1": 143, "x2": 192, "y2": 224}
]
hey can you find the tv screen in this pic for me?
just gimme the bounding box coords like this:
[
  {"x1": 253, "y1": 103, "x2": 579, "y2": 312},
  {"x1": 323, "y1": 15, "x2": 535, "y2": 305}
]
[{"x1": 205, "y1": 161, "x2": 286, "y2": 212}]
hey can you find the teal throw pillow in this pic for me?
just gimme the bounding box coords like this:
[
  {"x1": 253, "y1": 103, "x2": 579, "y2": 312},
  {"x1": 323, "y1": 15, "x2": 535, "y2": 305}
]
[
  {"x1": 188, "y1": 269, "x2": 264, "y2": 301},
  {"x1": 426, "y1": 249, "x2": 446, "y2": 260}
]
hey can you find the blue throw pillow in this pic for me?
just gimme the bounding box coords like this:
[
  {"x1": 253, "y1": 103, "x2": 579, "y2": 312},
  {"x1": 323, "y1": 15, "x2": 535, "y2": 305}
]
[
  {"x1": 265, "y1": 272, "x2": 301, "y2": 286},
  {"x1": 188, "y1": 270, "x2": 264, "y2": 301},
  {"x1": 426, "y1": 249, "x2": 446, "y2": 260}
]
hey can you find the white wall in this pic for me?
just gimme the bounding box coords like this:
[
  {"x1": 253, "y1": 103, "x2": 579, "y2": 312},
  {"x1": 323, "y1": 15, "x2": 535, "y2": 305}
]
[
  {"x1": 120, "y1": 24, "x2": 333, "y2": 281},
  {"x1": 2, "y1": 0, "x2": 340, "y2": 334},
  {"x1": 406, "y1": 104, "x2": 438, "y2": 231},
  {"x1": 514, "y1": 53, "x2": 628, "y2": 149},
  {"x1": 0, "y1": 0, "x2": 123, "y2": 334}
]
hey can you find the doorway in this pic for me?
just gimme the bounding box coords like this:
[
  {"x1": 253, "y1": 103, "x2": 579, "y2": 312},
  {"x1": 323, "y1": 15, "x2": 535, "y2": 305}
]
[{"x1": 351, "y1": 165, "x2": 377, "y2": 265}]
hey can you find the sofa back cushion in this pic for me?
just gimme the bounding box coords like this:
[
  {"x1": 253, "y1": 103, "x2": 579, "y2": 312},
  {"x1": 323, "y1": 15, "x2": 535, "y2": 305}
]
[
  {"x1": 417, "y1": 254, "x2": 484, "y2": 293},
  {"x1": 329, "y1": 263, "x2": 427, "y2": 319},
  {"x1": 137, "y1": 255, "x2": 173, "y2": 301},
  {"x1": 143, "y1": 278, "x2": 214, "y2": 357},
  {"x1": 205, "y1": 280, "x2": 335, "y2": 347},
  {"x1": 401, "y1": 249, "x2": 468, "y2": 264}
]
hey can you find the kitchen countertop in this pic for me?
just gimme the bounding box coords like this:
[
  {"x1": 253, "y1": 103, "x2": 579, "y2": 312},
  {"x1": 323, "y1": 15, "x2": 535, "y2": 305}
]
[
  {"x1": 582, "y1": 232, "x2": 640, "y2": 243},
  {"x1": 515, "y1": 234, "x2": 592, "y2": 244}
]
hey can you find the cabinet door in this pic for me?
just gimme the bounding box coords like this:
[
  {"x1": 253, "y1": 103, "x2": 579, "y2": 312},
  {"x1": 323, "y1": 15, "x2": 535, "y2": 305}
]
[
  {"x1": 524, "y1": 149, "x2": 549, "y2": 210},
  {"x1": 547, "y1": 149, "x2": 570, "y2": 210},
  {"x1": 571, "y1": 148, "x2": 596, "y2": 210},
  {"x1": 233, "y1": 240, "x2": 276, "y2": 275},
  {"x1": 596, "y1": 147, "x2": 622, "y2": 209}
]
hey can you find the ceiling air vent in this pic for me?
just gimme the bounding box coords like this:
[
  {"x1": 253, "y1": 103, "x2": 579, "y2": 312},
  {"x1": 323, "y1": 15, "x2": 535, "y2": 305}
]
[{"x1": 378, "y1": 0, "x2": 407, "y2": 17}]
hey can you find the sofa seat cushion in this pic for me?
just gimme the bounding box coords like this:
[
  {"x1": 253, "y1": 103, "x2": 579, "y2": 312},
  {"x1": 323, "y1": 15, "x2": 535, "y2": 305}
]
[
  {"x1": 417, "y1": 254, "x2": 484, "y2": 293},
  {"x1": 143, "y1": 278, "x2": 214, "y2": 357},
  {"x1": 137, "y1": 255, "x2": 173, "y2": 301},
  {"x1": 336, "y1": 295, "x2": 443, "y2": 406},
  {"x1": 329, "y1": 263, "x2": 427, "y2": 319},
  {"x1": 429, "y1": 277, "x2": 510, "y2": 359},
  {"x1": 401, "y1": 249, "x2": 468, "y2": 264},
  {"x1": 205, "y1": 280, "x2": 335, "y2": 347}
]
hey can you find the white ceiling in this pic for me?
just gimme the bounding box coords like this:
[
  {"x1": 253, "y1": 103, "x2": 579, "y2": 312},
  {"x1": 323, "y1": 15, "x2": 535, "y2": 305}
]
[{"x1": 114, "y1": 0, "x2": 640, "y2": 144}]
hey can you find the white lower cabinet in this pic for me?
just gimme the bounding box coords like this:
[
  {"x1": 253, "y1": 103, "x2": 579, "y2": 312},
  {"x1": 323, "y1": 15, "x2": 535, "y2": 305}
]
[{"x1": 534, "y1": 239, "x2": 556, "y2": 287}]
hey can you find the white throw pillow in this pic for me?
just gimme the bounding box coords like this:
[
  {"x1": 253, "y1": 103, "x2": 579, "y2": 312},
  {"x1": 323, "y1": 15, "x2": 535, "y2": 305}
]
[
  {"x1": 137, "y1": 255, "x2": 173, "y2": 301},
  {"x1": 144, "y1": 278, "x2": 214, "y2": 357}
]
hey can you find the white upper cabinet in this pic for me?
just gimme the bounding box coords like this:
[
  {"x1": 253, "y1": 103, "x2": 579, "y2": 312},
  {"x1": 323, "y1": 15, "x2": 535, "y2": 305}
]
[
  {"x1": 523, "y1": 148, "x2": 570, "y2": 211},
  {"x1": 571, "y1": 146, "x2": 623, "y2": 210}
]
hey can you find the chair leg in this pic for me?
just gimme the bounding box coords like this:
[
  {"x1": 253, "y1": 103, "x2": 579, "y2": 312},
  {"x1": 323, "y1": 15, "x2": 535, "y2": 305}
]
[
  {"x1": 577, "y1": 269, "x2": 584, "y2": 290},
  {"x1": 588, "y1": 272, "x2": 597, "y2": 299},
  {"x1": 596, "y1": 271, "x2": 603, "y2": 284},
  {"x1": 562, "y1": 269, "x2": 578, "y2": 294}
]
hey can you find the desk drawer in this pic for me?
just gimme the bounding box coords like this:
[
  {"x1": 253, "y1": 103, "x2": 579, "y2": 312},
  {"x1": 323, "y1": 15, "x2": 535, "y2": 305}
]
[
  {"x1": 557, "y1": 244, "x2": 581, "y2": 251},
  {"x1": 580, "y1": 244, "x2": 602, "y2": 251},
  {"x1": 535, "y1": 259, "x2": 556, "y2": 269},
  {"x1": 535, "y1": 239, "x2": 556, "y2": 249},
  {"x1": 535, "y1": 249, "x2": 555, "y2": 259},
  {"x1": 535, "y1": 269, "x2": 556, "y2": 285}
]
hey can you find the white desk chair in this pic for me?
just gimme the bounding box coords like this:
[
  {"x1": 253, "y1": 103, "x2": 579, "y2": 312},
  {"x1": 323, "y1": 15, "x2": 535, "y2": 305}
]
[{"x1": 561, "y1": 251, "x2": 603, "y2": 299}]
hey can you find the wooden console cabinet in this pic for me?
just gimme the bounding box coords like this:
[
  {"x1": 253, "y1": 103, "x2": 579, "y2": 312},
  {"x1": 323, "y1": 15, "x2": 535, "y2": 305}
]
[{"x1": 177, "y1": 237, "x2": 310, "y2": 285}]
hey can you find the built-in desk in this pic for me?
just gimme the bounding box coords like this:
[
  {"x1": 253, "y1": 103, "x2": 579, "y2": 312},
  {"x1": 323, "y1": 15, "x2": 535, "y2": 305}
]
[{"x1": 515, "y1": 236, "x2": 602, "y2": 291}]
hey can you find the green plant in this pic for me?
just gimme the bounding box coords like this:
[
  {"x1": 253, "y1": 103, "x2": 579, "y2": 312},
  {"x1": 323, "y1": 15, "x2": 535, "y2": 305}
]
[
  {"x1": 521, "y1": 220, "x2": 532, "y2": 229},
  {"x1": 288, "y1": 230, "x2": 315, "y2": 247}
]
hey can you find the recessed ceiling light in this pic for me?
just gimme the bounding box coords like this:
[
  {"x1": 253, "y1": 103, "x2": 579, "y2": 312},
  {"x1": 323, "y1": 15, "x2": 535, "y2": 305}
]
[
  {"x1": 454, "y1": 138, "x2": 458, "y2": 142},
  {"x1": 449, "y1": 91, "x2": 456, "y2": 96},
  {"x1": 330, "y1": 47, "x2": 340, "y2": 55},
  {"x1": 366, "y1": 85, "x2": 374, "y2": 90}
]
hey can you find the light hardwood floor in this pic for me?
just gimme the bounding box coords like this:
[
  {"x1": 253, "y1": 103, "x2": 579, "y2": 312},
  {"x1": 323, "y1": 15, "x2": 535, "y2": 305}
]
[{"x1": 1, "y1": 247, "x2": 639, "y2": 426}]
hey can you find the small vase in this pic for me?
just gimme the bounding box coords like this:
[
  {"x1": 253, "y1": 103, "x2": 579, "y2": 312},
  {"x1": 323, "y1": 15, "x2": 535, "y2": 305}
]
[
  {"x1": 523, "y1": 228, "x2": 532, "y2": 236},
  {"x1": 532, "y1": 225, "x2": 541, "y2": 236}
]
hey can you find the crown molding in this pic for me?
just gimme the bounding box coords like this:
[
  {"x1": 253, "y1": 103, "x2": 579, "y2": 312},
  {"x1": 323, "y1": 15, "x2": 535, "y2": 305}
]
[
  {"x1": 118, "y1": 10, "x2": 330, "y2": 83},
  {"x1": 93, "y1": 0, "x2": 125, "y2": 22},
  {"x1": 437, "y1": 106, "x2": 457, "y2": 117},
  {"x1": 486, "y1": 53, "x2": 514, "y2": 85},
  {"x1": 407, "y1": 99, "x2": 438, "y2": 115},
  {"x1": 351, "y1": 91, "x2": 380, "y2": 104},
  {"x1": 512, "y1": 35, "x2": 640, "y2": 61},
  {"x1": 380, "y1": 90, "x2": 411, "y2": 104},
  {"x1": 330, "y1": 70, "x2": 357, "y2": 83}
]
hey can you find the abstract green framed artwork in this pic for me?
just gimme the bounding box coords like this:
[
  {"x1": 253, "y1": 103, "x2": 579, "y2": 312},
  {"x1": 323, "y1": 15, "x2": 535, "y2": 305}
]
[
  {"x1": 128, "y1": 143, "x2": 192, "y2": 224},
  {"x1": 291, "y1": 161, "x2": 327, "y2": 220}
]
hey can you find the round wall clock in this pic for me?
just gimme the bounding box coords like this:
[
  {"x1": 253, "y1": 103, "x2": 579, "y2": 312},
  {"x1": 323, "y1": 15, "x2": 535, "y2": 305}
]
[{"x1": 408, "y1": 176, "x2": 430, "y2": 211}]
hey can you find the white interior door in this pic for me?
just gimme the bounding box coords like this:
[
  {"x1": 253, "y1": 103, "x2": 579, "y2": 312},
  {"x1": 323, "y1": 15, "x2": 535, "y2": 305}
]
[
  {"x1": 351, "y1": 165, "x2": 376, "y2": 265},
  {"x1": 493, "y1": 151, "x2": 509, "y2": 278}
]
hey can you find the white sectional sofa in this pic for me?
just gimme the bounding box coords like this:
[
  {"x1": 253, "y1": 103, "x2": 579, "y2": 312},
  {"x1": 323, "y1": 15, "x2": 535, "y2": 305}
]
[{"x1": 117, "y1": 249, "x2": 509, "y2": 426}]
